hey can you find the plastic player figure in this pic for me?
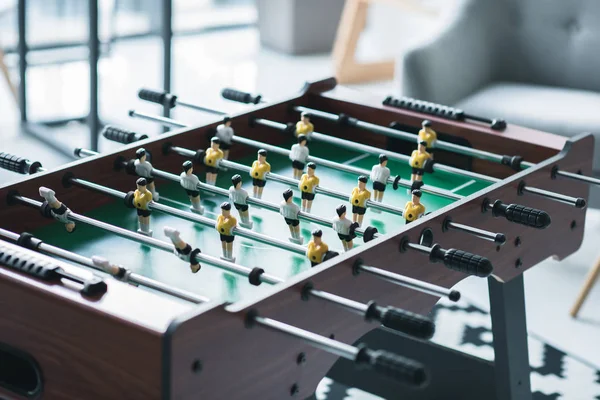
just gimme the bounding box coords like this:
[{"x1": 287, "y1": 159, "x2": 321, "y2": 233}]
[
  {"x1": 418, "y1": 120, "x2": 437, "y2": 158},
  {"x1": 204, "y1": 137, "x2": 224, "y2": 185},
  {"x1": 133, "y1": 178, "x2": 153, "y2": 236},
  {"x1": 295, "y1": 112, "x2": 314, "y2": 139},
  {"x1": 216, "y1": 116, "x2": 234, "y2": 160},
  {"x1": 164, "y1": 226, "x2": 201, "y2": 273},
  {"x1": 370, "y1": 154, "x2": 390, "y2": 203},
  {"x1": 332, "y1": 204, "x2": 359, "y2": 252},
  {"x1": 289, "y1": 134, "x2": 309, "y2": 179},
  {"x1": 134, "y1": 148, "x2": 159, "y2": 201},
  {"x1": 216, "y1": 202, "x2": 237, "y2": 262},
  {"x1": 299, "y1": 162, "x2": 319, "y2": 213},
  {"x1": 409, "y1": 140, "x2": 431, "y2": 190},
  {"x1": 179, "y1": 161, "x2": 204, "y2": 215},
  {"x1": 250, "y1": 149, "x2": 271, "y2": 199},
  {"x1": 39, "y1": 187, "x2": 76, "y2": 233},
  {"x1": 349, "y1": 175, "x2": 371, "y2": 227},
  {"x1": 404, "y1": 189, "x2": 426, "y2": 224},
  {"x1": 280, "y1": 189, "x2": 303, "y2": 244},
  {"x1": 229, "y1": 174, "x2": 253, "y2": 229},
  {"x1": 306, "y1": 229, "x2": 329, "y2": 267}
]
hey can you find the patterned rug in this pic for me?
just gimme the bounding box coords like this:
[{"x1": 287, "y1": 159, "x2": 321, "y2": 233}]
[{"x1": 316, "y1": 300, "x2": 600, "y2": 400}]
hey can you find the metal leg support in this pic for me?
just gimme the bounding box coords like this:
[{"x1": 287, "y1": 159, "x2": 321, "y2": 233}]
[
  {"x1": 88, "y1": 0, "x2": 100, "y2": 151},
  {"x1": 162, "y1": 0, "x2": 173, "y2": 132},
  {"x1": 489, "y1": 274, "x2": 532, "y2": 400}
]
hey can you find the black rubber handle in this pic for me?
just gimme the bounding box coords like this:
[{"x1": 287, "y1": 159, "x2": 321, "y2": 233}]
[
  {"x1": 430, "y1": 244, "x2": 493, "y2": 277},
  {"x1": 0, "y1": 152, "x2": 38, "y2": 174},
  {"x1": 491, "y1": 200, "x2": 551, "y2": 229},
  {"x1": 369, "y1": 303, "x2": 435, "y2": 339},
  {"x1": 221, "y1": 88, "x2": 262, "y2": 104},
  {"x1": 102, "y1": 126, "x2": 148, "y2": 144},
  {"x1": 356, "y1": 346, "x2": 427, "y2": 386},
  {"x1": 138, "y1": 88, "x2": 177, "y2": 108},
  {"x1": 383, "y1": 96, "x2": 465, "y2": 120}
]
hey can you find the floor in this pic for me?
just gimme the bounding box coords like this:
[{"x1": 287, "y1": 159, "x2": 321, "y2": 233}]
[{"x1": 1, "y1": 22, "x2": 600, "y2": 384}]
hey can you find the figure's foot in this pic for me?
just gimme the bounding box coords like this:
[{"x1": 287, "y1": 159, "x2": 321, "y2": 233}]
[
  {"x1": 190, "y1": 206, "x2": 205, "y2": 215},
  {"x1": 221, "y1": 255, "x2": 236, "y2": 263},
  {"x1": 239, "y1": 221, "x2": 253, "y2": 229},
  {"x1": 152, "y1": 192, "x2": 160, "y2": 201},
  {"x1": 289, "y1": 237, "x2": 304, "y2": 245},
  {"x1": 137, "y1": 229, "x2": 153, "y2": 237}
]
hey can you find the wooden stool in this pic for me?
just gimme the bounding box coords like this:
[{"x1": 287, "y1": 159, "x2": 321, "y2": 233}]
[
  {"x1": 0, "y1": 47, "x2": 17, "y2": 104},
  {"x1": 332, "y1": 0, "x2": 437, "y2": 84},
  {"x1": 570, "y1": 256, "x2": 600, "y2": 317}
]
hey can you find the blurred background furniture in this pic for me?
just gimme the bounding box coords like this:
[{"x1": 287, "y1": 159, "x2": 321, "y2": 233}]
[
  {"x1": 570, "y1": 255, "x2": 600, "y2": 318},
  {"x1": 398, "y1": 0, "x2": 600, "y2": 172},
  {"x1": 333, "y1": 0, "x2": 437, "y2": 84},
  {"x1": 0, "y1": 47, "x2": 17, "y2": 103}
]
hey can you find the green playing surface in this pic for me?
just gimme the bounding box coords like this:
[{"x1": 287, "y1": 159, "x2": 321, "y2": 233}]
[{"x1": 31, "y1": 139, "x2": 489, "y2": 305}]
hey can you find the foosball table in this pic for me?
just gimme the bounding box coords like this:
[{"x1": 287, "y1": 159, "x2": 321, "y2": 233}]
[{"x1": 0, "y1": 77, "x2": 595, "y2": 400}]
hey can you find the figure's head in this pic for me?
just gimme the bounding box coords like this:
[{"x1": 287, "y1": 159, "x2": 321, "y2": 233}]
[
  {"x1": 182, "y1": 160, "x2": 193, "y2": 175},
  {"x1": 283, "y1": 188, "x2": 293, "y2": 204},
  {"x1": 211, "y1": 136, "x2": 221, "y2": 150},
  {"x1": 418, "y1": 140, "x2": 427, "y2": 152},
  {"x1": 336, "y1": 204, "x2": 347, "y2": 219},
  {"x1": 358, "y1": 175, "x2": 368, "y2": 190},
  {"x1": 220, "y1": 201, "x2": 232, "y2": 216},
  {"x1": 412, "y1": 189, "x2": 422, "y2": 204},
  {"x1": 231, "y1": 174, "x2": 242, "y2": 189},
  {"x1": 307, "y1": 162, "x2": 316, "y2": 176},
  {"x1": 136, "y1": 177, "x2": 148, "y2": 192},
  {"x1": 258, "y1": 149, "x2": 267, "y2": 162},
  {"x1": 301, "y1": 112, "x2": 310, "y2": 124},
  {"x1": 298, "y1": 134, "x2": 308, "y2": 147},
  {"x1": 223, "y1": 116, "x2": 232, "y2": 127},
  {"x1": 378, "y1": 154, "x2": 388, "y2": 167},
  {"x1": 312, "y1": 229, "x2": 323, "y2": 244},
  {"x1": 135, "y1": 148, "x2": 147, "y2": 162},
  {"x1": 422, "y1": 120, "x2": 432, "y2": 130}
]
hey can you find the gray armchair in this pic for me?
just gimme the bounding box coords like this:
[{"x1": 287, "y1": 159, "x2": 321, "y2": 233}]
[{"x1": 399, "y1": 0, "x2": 600, "y2": 170}]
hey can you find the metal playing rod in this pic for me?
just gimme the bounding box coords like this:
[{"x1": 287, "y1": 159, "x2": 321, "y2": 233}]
[
  {"x1": 246, "y1": 311, "x2": 428, "y2": 386},
  {"x1": 0, "y1": 227, "x2": 209, "y2": 304},
  {"x1": 130, "y1": 101, "x2": 586, "y2": 209},
  {"x1": 66, "y1": 175, "x2": 308, "y2": 256},
  {"x1": 443, "y1": 218, "x2": 506, "y2": 245},
  {"x1": 294, "y1": 105, "x2": 509, "y2": 165},
  {"x1": 554, "y1": 169, "x2": 600, "y2": 186},
  {"x1": 8, "y1": 195, "x2": 434, "y2": 338},
  {"x1": 355, "y1": 262, "x2": 461, "y2": 301},
  {"x1": 254, "y1": 117, "x2": 492, "y2": 185},
  {"x1": 9, "y1": 194, "x2": 283, "y2": 285}
]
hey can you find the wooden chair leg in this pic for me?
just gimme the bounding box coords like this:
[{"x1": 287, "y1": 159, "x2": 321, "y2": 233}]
[
  {"x1": 0, "y1": 48, "x2": 18, "y2": 105},
  {"x1": 570, "y1": 256, "x2": 600, "y2": 317}
]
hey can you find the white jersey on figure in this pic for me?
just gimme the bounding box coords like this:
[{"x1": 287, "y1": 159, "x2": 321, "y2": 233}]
[
  {"x1": 216, "y1": 124, "x2": 234, "y2": 145},
  {"x1": 280, "y1": 201, "x2": 300, "y2": 220},
  {"x1": 332, "y1": 216, "x2": 352, "y2": 235},
  {"x1": 289, "y1": 144, "x2": 309, "y2": 163},
  {"x1": 180, "y1": 173, "x2": 200, "y2": 191},
  {"x1": 134, "y1": 160, "x2": 153, "y2": 178},
  {"x1": 229, "y1": 186, "x2": 249, "y2": 205},
  {"x1": 370, "y1": 165, "x2": 390, "y2": 184}
]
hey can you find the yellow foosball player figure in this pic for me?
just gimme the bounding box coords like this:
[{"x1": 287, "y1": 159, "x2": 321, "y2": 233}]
[
  {"x1": 404, "y1": 189, "x2": 426, "y2": 224},
  {"x1": 370, "y1": 154, "x2": 391, "y2": 203},
  {"x1": 216, "y1": 202, "x2": 237, "y2": 262},
  {"x1": 280, "y1": 189, "x2": 303, "y2": 244},
  {"x1": 418, "y1": 120, "x2": 437, "y2": 158},
  {"x1": 409, "y1": 140, "x2": 432, "y2": 191},
  {"x1": 295, "y1": 112, "x2": 314, "y2": 139},
  {"x1": 215, "y1": 116, "x2": 234, "y2": 160},
  {"x1": 134, "y1": 148, "x2": 159, "y2": 201},
  {"x1": 289, "y1": 134, "x2": 309, "y2": 179},
  {"x1": 332, "y1": 204, "x2": 359, "y2": 252},
  {"x1": 250, "y1": 149, "x2": 271, "y2": 199},
  {"x1": 306, "y1": 229, "x2": 329, "y2": 267},
  {"x1": 204, "y1": 137, "x2": 224, "y2": 186},
  {"x1": 39, "y1": 187, "x2": 76, "y2": 233},
  {"x1": 299, "y1": 162, "x2": 319, "y2": 213},
  {"x1": 133, "y1": 177, "x2": 153, "y2": 236},
  {"x1": 349, "y1": 175, "x2": 371, "y2": 227},
  {"x1": 163, "y1": 226, "x2": 202, "y2": 273},
  {"x1": 179, "y1": 161, "x2": 204, "y2": 215}
]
